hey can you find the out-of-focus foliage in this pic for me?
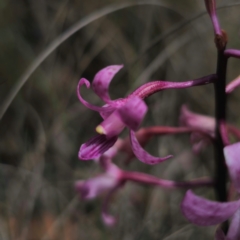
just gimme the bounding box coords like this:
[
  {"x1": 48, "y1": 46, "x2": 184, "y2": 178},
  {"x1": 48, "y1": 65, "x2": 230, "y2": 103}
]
[{"x1": 0, "y1": 0, "x2": 240, "y2": 239}]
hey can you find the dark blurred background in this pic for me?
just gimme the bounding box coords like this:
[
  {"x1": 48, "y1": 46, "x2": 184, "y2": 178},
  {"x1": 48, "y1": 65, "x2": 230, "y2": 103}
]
[{"x1": 0, "y1": 0, "x2": 240, "y2": 239}]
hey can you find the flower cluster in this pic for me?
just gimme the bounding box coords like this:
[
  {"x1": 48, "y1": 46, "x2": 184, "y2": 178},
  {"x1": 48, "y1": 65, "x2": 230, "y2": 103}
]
[{"x1": 74, "y1": 0, "x2": 240, "y2": 238}]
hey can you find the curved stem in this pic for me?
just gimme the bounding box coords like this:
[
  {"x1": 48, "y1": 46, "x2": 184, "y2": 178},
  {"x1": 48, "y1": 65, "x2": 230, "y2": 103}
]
[{"x1": 121, "y1": 171, "x2": 214, "y2": 189}]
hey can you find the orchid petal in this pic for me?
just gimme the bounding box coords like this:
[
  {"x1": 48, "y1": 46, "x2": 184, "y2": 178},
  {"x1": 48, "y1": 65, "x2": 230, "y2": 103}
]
[
  {"x1": 226, "y1": 75, "x2": 240, "y2": 93},
  {"x1": 101, "y1": 186, "x2": 120, "y2": 226},
  {"x1": 75, "y1": 163, "x2": 121, "y2": 200},
  {"x1": 180, "y1": 105, "x2": 216, "y2": 137},
  {"x1": 97, "y1": 110, "x2": 125, "y2": 138},
  {"x1": 117, "y1": 96, "x2": 147, "y2": 131},
  {"x1": 215, "y1": 227, "x2": 226, "y2": 240},
  {"x1": 102, "y1": 210, "x2": 116, "y2": 226},
  {"x1": 98, "y1": 97, "x2": 146, "y2": 138},
  {"x1": 227, "y1": 209, "x2": 240, "y2": 240},
  {"x1": 192, "y1": 140, "x2": 209, "y2": 154},
  {"x1": 99, "y1": 104, "x2": 116, "y2": 119},
  {"x1": 75, "y1": 176, "x2": 118, "y2": 200},
  {"x1": 92, "y1": 65, "x2": 123, "y2": 103},
  {"x1": 129, "y1": 130, "x2": 172, "y2": 165},
  {"x1": 77, "y1": 78, "x2": 113, "y2": 114},
  {"x1": 99, "y1": 99, "x2": 126, "y2": 119},
  {"x1": 181, "y1": 190, "x2": 240, "y2": 226},
  {"x1": 79, "y1": 134, "x2": 118, "y2": 160},
  {"x1": 224, "y1": 142, "x2": 240, "y2": 193}
]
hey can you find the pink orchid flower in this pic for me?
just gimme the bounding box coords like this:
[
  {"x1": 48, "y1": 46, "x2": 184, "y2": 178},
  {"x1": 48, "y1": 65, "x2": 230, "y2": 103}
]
[
  {"x1": 76, "y1": 151, "x2": 213, "y2": 226},
  {"x1": 77, "y1": 65, "x2": 217, "y2": 164}
]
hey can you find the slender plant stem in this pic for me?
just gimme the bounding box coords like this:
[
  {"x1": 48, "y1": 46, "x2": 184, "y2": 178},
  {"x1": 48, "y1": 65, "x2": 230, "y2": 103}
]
[{"x1": 214, "y1": 48, "x2": 228, "y2": 202}]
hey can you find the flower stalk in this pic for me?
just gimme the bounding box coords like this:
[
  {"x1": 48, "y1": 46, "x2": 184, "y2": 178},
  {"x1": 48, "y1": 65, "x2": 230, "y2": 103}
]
[{"x1": 214, "y1": 45, "x2": 228, "y2": 202}]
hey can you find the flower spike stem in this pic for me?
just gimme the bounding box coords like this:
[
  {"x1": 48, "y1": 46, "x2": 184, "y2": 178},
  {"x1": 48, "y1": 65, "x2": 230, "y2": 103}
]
[{"x1": 214, "y1": 44, "x2": 229, "y2": 226}]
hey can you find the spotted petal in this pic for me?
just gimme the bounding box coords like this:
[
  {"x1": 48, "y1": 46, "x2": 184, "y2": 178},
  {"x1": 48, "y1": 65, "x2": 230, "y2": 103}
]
[
  {"x1": 181, "y1": 190, "x2": 240, "y2": 226},
  {"x1": 79, "y1": 134, "x2": 118, "y2": 160},
  {"x1": 92, "y1": 65, "x2": 123, "y2": 103},
  {"x1": 224, "y1": 142, "x2": 240, "y2": 193},
  {"x1": 129, "y1": 130, "x2": 172, "y2": 165}
]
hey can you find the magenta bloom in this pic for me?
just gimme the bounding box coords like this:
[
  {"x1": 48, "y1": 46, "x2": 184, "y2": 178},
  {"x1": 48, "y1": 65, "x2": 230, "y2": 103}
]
[
  {"x1": 77, "y1": 65, "x2": 147, "y2": 159},
  {"x1": 77, "y1": 65, "x2": 216, "y2": 163},
  {"x1": 76, "y1": 151, "x2": 213, "y2": 226},
  {"x1": 181, "y1": 142, "x2": 240, "y2": 239}
]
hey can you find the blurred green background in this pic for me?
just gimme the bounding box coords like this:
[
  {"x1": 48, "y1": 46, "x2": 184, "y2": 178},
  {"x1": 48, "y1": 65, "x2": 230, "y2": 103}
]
[{"x1": 0, "y1": 0, "x2": 240, "y2": 239}]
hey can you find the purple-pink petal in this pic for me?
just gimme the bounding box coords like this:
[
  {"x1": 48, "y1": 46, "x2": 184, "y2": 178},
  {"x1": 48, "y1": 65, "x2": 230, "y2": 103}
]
[
  {"x1": 117, "y1": 96, "x2": 147, "y2": 131},
  {"x1": 99, "y1": 99, "x2": 126, "y2": 120},
  {"x1": 99, "y1": 104, "x2": 117, "y2": 119},
  {"x1": 224, "y1": 142, "x2": 240, "y2": 193},
  {"x1": 98, "y1": 110, "x2": 126, "y2": 138},
  {"x1": 92, "y1": 65, "x2": 123, "y2": 103},
  {"x1": 181, "y1": 190, "x2": 240, "y2": 226},
  {"x1": 215, "y1": 227, "x2": 226, "y2": 240},
  {"x1": 101, "y1": 187, "x2": 119, "y2": 226},
  {"x1": 226, "y1": 75, "x2": 240, "y2": 93},
  {"x1": 77, "y1": 78, "x2": 114, "y2": 114},
  {"x1": 180, "y1": 105, "x2": 216, "y2": 137},
  {"x1": 102, "y1": 210, "x2": 116, "y2": 226},
  {"x1": 98, "y1": 97, "x2": 147, "y2": 138},
  {"x1": 227, "y1": 209, "x2": 240, "y2": 240},
  {"x1": 129, "y1": 130, "x2": 172, "y2": 165},
  {"x1": 78, "y1": 134, "x2": 118, "y2": 160},
  {"x1": 75, "y1": 163, "x2": 122, "y2": 200},
  {"x1": 75, "y1": 176, "x2": 118, "y2": 200}
]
